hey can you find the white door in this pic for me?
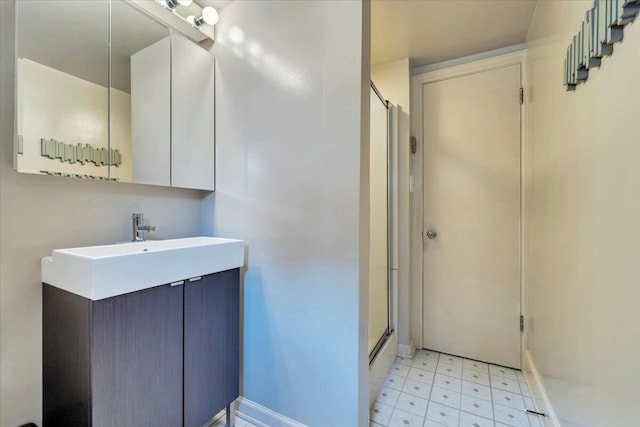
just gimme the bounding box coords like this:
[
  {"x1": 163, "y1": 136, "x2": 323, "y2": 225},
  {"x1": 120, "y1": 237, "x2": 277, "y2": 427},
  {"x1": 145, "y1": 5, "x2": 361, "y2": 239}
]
[{"x1": 421, "y1": 64, "x2": 521, "y2": 368}]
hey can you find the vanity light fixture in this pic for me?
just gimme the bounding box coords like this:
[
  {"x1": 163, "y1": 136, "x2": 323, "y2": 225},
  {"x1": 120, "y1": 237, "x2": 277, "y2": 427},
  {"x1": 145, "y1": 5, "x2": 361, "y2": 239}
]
[
  {"x1": 187, "y1": 6, "x2": 219, "y2": 27},
  {"x1": 163, "y1": 0, "x2": 193, "y2": 11},
  {"x1": 154, "y1": 0, "x2": 217, "y2": 41}
]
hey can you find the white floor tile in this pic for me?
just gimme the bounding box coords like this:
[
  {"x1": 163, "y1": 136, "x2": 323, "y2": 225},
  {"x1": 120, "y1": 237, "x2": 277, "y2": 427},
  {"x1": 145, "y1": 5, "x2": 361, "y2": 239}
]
[
  {"x1": 395, "y1": 355, "x2": 413, "y2": 366},
  {"x1": 527, "y1": 413, "x2": 544, "y2": 427},
  {"x1": 460, "y1": 394, "x2": 494, "y2": 420},
  {"x1": 523, "y1": 396, "x2": 536, "y2": 412},
  {"x1": 377, "y1": 386, "x2": 401, "y2": 407},
  {"x1": 412, "y1": 357, "x2": 438, "y2": 372},
  {"x1": 429, "y1": 386, "x2": 461, "y2": 409},
  {"x1": 491, "y1": 389, "x2": 525, "y2": 411},
  {"x1": 433, "y1": 373, "x2": 463, "y2": 392},
  {"x1": 461, "y1": 380, "x2": 492, "y2": 401},
  {"x1": 387, "y1": 408, "x2": 425, "y2": 427},
  {"x1": 378, "y1": 352, "x2": 535, "y2": 427},
  {"x1": 370, "y1": 401, "x2": 394, "y2": 426},
  {"x1": 493, "y1": 404, "x2": 530, "y2": 427},
  {"x1": 439, "y1": 354, "x2": 464, "y2": 368},
  {"x1": 463, "y1": 359, "x2": 490, "y2": 374},
  {"x1": 383, "y1": 373, "x2": 407, "y2": 391},
  {"x1": 459, "y1": 410, "x2": 495, "y2": 427},
  {"x1": 463, "y1": 369, "x2": 491, "y2": 386},
  {"x1": 211, "y1": 419, "x2": 252, "y2": 427},
  {"x1": 395, "y1": 392, "x2": 429, "y2": 417},
  {"x1": 402, "y1": 378, "x2": 433, "y2": 400},
  {"x1": 436, "y1": 363, "x2": 463, "y2": 379},
  {"x1": 519, "y1": 380, "x2": 532, "y2": 397},
  {"x1": 489, "y1": 365, "x2": 518, "y2": 381},
  {"x1": 407, "y1": 367, "x2": 435, "y2": 384},
  {"x1": 390, "y1": 363, "x2": 411, "y2": 378},
  {"x1": 426, "y1": 401, "x2": 461, "y2": 427},
  {"x1": 415, "y1": 349, "x2": 441, "y2": 362},
  {"x1": 491, "y1": 376, "x2": 522, "y2": 394}
]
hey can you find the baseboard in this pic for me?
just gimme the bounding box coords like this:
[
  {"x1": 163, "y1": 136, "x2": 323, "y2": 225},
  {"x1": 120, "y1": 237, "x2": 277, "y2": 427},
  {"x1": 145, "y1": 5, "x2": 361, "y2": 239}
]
[
  {"x1": 235, "y1": 397, "x2": 307, "y2": 427},
  {"x1": 397, "y1": 338, "x2": 415, "y2": 358},
  {"x1": 523, "y1": 350, "x2": 561, "y2": 427}
]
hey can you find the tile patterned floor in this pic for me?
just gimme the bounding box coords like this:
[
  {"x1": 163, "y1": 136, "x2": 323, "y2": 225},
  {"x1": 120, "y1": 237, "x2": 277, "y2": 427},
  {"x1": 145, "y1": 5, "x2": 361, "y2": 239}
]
[
  {"x1": 371, "y1": 349, "x2": 545, "y2": 427},
  {"x1": 209, "y1": 411, "x2": 259, "y2": 427}
]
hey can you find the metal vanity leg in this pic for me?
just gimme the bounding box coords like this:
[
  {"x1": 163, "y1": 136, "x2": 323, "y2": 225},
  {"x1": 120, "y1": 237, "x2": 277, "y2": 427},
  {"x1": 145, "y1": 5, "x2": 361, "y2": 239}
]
[{"x1": 225, "y1": 404, "x2": 235, "y2": 427}]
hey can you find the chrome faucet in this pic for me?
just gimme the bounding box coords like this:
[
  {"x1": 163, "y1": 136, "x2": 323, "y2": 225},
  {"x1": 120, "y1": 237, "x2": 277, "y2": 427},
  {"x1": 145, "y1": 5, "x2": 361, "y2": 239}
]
[{"x1": 132, "y1": 213, "x2": 156, "y2": 242}]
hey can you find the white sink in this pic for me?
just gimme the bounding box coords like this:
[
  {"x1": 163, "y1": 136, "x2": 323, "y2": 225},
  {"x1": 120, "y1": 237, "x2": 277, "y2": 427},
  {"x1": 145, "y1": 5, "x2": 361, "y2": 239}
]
[{"x1": 42, "y1": 237, "x2": 244, "y2": 300}]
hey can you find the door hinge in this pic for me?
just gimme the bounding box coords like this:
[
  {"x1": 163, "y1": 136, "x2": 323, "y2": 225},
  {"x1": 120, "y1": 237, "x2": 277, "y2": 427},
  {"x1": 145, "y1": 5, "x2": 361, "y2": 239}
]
[
  {"x1": 520, "y1": 315, "x2": 524, "y2": 332},
  {"x1": 410, "y1": 136, "x2": 417, "y2": 154},
  {"x1": 519, "y1": 87, "x2": 524, "y2": 105}
]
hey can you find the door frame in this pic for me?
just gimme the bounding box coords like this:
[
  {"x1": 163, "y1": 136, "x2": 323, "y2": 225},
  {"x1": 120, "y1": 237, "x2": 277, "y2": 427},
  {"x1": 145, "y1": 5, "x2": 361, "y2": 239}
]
[{"x1": 410, "y1": 50, "x2": 528, "y2": 366}]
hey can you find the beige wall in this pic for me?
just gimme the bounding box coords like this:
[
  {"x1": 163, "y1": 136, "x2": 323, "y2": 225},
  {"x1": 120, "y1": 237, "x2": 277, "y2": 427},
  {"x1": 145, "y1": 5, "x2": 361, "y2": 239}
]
[
  {"x1": 0, "y1": 2, "x2": 204, "y2": 426},
  {"x1": 371, "y1": 59, "x2": 412, "y2": 351},
  {"x1": 525, "y1": 2, "x2": 640, "y2": 425}
]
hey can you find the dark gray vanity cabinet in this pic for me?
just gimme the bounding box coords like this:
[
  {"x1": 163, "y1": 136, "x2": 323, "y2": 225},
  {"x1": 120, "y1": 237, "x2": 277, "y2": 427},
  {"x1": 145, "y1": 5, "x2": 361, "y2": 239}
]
[{"x1": 43, "y1": 269, "x2": 240, "y2": 427}]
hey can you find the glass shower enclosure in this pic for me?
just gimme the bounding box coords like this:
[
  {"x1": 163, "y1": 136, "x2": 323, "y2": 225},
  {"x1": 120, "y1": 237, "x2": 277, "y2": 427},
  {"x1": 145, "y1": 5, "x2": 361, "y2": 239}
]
[{"x1": 368, "y1": 82, "x2": 394, "y2": 362}]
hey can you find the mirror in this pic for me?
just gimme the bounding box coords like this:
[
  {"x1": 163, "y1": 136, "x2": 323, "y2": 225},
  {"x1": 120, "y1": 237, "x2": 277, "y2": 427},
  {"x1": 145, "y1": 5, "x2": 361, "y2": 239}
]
[
  {"x1": 15, "y1": 0, "x2": 215, "y2": 190},
  {"x1": 16, "y1": 0, "x2": 110, "y2": 179},
  {"x1": 110, "y1": 0, "x2": 171, "y2": 185}
]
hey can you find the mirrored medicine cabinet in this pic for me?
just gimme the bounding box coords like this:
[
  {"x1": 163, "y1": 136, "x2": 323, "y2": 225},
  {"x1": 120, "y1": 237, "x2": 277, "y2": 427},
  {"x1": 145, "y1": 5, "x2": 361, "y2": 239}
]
[{"x1": 14, "y1": 0, "x2": 215, "y2": 191}]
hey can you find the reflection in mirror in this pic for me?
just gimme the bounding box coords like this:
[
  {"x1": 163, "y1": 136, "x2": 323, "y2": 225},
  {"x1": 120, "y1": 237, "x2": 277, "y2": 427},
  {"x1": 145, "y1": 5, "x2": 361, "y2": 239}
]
[
  {"x1": 110, "y1": 0, "x2": 171, "y2": 185},
  {"x1": 16, "y1": 0, "x2": 110, "y2": 179}
]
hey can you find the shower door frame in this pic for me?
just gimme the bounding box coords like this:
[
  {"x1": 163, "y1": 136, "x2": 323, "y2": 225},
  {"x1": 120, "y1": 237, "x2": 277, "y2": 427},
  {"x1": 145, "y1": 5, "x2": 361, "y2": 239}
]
[{"x1": 369, "y1": 81, "x2": 395, "y2": 364}]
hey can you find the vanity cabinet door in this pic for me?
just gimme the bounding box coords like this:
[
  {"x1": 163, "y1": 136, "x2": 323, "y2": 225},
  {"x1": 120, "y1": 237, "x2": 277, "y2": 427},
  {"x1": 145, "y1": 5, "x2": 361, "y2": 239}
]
[
  {"x1": 91, "y1": 284, "x2": 183, "y2": 427},
  {"x1": 184, "y1": 269, "x2": 240, "y2": 427},
  {"x1": 43, "y1": 285, "x2": 92, "y2": 427}
]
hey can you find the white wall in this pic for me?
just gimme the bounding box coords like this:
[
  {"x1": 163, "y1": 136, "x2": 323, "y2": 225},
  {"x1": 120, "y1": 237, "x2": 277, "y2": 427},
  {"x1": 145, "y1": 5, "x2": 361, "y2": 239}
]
[
  {"x1": 371, "y1": 59, "x2": 412, "y2": 353},
  {"x1": 0, "y1": 2, "x2": 205, "y2": 426},
  {"x1": 203, "y1": 0, "x2": 370, "y2": 425},
  {"x1": 16, "y1": 59, "x2": 133, "y2": 181},
  {"x1": 525, "y1": 2, "x2": 640, "y2": 425}
]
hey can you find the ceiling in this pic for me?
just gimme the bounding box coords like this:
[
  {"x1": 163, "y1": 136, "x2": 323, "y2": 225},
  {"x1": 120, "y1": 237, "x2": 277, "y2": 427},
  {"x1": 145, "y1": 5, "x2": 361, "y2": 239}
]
[{"x1": 371, "y1": 0, "x2": 537, "y2": 68}]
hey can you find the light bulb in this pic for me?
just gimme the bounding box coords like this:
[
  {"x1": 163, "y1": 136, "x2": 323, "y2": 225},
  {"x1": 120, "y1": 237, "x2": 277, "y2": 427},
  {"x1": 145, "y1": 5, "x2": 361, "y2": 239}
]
[
  {"x1": 177, "y1": 0, "x2": 192, "y2": 5},
  {"x1": 186, "y1": 15, "x2": 196, "y2": 26},
  {"x1": 201, "y1": 6, "x2": 219, "y2": 25},
  {"x1": 163, "y1": 0, "x2": 178, "y2": 10}
]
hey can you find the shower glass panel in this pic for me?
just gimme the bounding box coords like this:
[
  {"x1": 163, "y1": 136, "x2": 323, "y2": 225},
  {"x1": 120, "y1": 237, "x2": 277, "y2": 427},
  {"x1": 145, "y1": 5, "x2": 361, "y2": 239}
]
[{"x1": 368, "y1": 84, "x2": 391, "y2": 360}]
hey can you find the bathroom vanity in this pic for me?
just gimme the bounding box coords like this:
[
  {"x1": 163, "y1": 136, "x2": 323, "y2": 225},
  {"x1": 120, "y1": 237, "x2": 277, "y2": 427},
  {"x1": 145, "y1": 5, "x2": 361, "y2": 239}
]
[{"x1": 41, "y1": 237, "x2": 244, "y2": 427}]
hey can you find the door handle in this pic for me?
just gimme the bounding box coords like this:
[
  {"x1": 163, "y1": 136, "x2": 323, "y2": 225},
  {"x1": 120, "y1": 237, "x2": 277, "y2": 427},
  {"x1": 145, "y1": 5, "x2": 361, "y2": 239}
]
[{"x1": 426, "y1": 229, "x2": 438, "y2": 239}]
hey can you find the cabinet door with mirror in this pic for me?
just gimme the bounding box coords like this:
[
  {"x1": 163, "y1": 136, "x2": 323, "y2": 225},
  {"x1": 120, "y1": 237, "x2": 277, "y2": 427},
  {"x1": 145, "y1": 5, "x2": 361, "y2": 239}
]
[
  {"x1": 15, "y1": 0, "x2": 215, "y2": 191},
  {"x1": 16, "y1": 0, "x2": 110, "y2": 179},
  {"x1": 111, "y1": 0, "x2": 172, "y2": 186}
]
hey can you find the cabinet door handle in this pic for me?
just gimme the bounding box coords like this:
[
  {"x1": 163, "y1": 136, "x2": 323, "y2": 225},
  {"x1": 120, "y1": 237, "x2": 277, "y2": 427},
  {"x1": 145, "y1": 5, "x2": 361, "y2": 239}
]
[
  {"x1": 188, "y1": 276, "x2": 202, "y2": 282},
  {"x1": 170, "y1": 280, "x2": 184, "y2": 287}
]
